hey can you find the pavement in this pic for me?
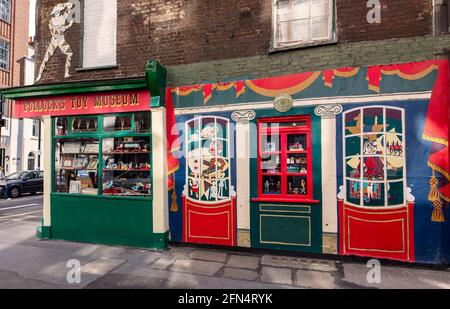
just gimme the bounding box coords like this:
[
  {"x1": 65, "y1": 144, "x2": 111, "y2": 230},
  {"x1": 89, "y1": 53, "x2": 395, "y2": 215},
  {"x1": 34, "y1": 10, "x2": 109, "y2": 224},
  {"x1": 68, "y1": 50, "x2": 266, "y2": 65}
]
[{"x1": 0, "y1": 195, "x2": 449, "y2": 289}]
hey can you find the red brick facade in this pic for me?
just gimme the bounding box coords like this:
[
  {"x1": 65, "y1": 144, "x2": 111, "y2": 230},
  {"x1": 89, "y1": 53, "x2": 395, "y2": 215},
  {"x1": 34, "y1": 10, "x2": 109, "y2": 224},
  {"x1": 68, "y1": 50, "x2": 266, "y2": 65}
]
[{"x1": 35, "y1": 0, "x2": 435, "y2": 84}]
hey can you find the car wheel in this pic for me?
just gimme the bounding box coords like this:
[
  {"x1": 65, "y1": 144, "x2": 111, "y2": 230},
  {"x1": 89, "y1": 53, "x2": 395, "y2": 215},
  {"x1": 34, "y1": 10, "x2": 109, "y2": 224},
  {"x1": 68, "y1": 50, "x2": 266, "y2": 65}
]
[{"x1": 9, "y1": 187, "x2": 21, "y2": 199}]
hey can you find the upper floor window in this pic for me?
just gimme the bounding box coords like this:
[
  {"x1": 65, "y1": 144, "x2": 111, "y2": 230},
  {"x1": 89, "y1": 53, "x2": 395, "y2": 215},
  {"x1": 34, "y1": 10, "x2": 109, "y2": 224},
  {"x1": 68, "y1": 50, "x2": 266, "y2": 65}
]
[
  {"x1": 273, "y1": 0, "x2": 334, "y2": 50},
  {"x1": 32, "y1": 120, "x2": 40, "y2": 138},
  {"x1": 343, "y1": 107, "x2": 406, "y2": 207},
  {"x1": 82, "y1": 0, "x2": 117, "y2": 68},
  {"x1": 0, "y1": 0, "x2": 10, "y2": 23},
  {"x1": 0, "y1": 40, "x2": 9, "y2": 70}
]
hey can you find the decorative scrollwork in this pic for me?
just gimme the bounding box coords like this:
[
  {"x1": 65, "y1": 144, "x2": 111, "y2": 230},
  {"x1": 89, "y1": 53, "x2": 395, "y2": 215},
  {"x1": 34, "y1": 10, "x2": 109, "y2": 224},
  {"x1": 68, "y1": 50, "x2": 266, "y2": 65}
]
[
  {"x1": 231, "y1": 110, "x2": 256, "y2": 122},
  {"x1": 314, "y1": 104, "x2": 343, "y2": 119}
]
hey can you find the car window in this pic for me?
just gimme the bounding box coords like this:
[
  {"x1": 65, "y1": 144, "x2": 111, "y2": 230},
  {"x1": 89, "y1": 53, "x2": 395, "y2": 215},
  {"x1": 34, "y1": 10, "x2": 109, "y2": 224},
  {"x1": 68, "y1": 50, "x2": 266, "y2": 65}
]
[
  {"x1": 6, "y1": 172, "x2": 27, "y2": 180},
  {"x1": 37, "y1": 171, "x2": 43, "y2": 178},
  {"x1": 26, "y1": 172, "x2": 37, "y2": 179}
]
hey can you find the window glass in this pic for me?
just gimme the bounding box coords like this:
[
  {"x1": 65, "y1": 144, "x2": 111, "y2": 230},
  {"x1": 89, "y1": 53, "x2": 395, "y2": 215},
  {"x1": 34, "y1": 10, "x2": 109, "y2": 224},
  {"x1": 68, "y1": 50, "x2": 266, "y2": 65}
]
[
  {"x1": 274, "y1": 0, "x2": 333, "y2": 47},
  {"x1": 103, "y1": 115, "x2": 132, "y2": 131},
  {"x1": 0, "y1": 40, "x2": 9, "y2": 70},
  {"x1": 71, "y1": 116, "x2": 98, "y2": 133},
  {"x1": 343, "y1": 107, "x2": 406, "y2": 207},
  {"x1": 0, "y1": 0, "x2": 10, "y2": 22}
]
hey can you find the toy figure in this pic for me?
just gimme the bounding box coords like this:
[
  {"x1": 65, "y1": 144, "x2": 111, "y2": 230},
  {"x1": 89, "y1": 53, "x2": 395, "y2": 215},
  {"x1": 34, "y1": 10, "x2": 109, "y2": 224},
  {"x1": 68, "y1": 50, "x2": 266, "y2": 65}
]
[{"x1": 299, "y1": 179, "x2": 306, "y2": 195}]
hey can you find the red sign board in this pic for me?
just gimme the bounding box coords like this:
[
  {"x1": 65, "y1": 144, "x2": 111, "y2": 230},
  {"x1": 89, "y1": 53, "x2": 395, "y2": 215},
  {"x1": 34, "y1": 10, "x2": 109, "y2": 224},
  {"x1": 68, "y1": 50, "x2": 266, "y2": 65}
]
[{"x1": 14, "y1": 89, "x2": 151, "y2": 118}]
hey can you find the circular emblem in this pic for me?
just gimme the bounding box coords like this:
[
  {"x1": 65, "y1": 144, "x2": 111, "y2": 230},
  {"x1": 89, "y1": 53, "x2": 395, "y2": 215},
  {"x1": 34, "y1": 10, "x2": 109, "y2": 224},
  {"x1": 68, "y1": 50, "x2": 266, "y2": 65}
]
[{"x1": 274, "y1": 93, "x2": 293, "y2": 113}]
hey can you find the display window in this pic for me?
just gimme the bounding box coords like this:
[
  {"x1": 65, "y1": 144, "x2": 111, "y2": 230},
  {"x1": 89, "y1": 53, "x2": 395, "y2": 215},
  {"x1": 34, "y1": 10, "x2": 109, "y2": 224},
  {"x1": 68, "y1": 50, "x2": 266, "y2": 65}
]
[
  {"x1": 257, "y1": 116, "x2": 313, "y2": 200},
  {"x1": 344, "y1": 106, "x2": 406, "y2": 207},
  {"x1": 54, "y1": 112, "x2": 152, "y2": 198}
]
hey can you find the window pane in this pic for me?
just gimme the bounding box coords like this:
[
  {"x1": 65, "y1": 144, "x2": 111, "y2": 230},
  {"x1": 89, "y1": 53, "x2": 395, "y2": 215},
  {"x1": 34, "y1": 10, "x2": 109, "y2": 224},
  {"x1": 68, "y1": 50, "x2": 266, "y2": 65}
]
[
  {"x1": 262, "y1": 154, "x2": 281, "y2": 173},
  {"x1": 55, "y1": 138, "x2": 99, "y2": 195},
  {"x1": 0, "y1": 0, "x2": 10, "y2": 22},
  {"x1": 293, "y1": 19, "x2": 309, "y2": 41},
  {"x1": 385, "y1": 133, "x2": 403, "y2": 157},
  {"x1": 363, "y1": 157, "x2": 384, "y2": 181},
  {"x1": 345, "y1": 109, "x2": 362, "y2": 135},
  {"x1": 287, "y1": 175, "x2": 308, "y2": 196},
  {"x1": 386, "y1": 109, "x2": 403, "y2": 134},
  {"x1": 0, "y1": 40, "x2": 9, "y2": 70},
  {"x1": 311, "y1": 0, "x2": 329, "y2": 18},
  {"x1": 363, "y1": 134, "x2": 384, "y2": 155},
  {"x1": 363, "y1": 108, "x2": 384, "y2": 133},
  {"x1": 387, "y1": 157, "x2": 403, "y2": 180},
  {"x1": 134, "y1": 112, "x2": 150, "y2": 133},
  {"x1": 277, "y1": 21, "x2": 291, "y2": 43},
  {"x1": 103, "y1": 115, "x2": 132, "y2": 131},
  {"x1": 277, "y1": 0, "x2": 292, "y2": 22},
  {"x1": 363, "y1": 182, "x2": 385, "y2": 207},
  {"x1": 71, "y1": 117, "x2": 98, "y2": 133},
  {"x1": 293, "y1": 0, "x2": 310, "y2": 19},
  {"x1": 261, "y1": 134, "x2": 280, "y2": 153},
  {"x1": 55, "y1": 117, "x2": 68, "y2": 136},
  {"x1": 347, "y1": 180, "x2": 361, "y2": 205},
  {"x1": 346, "y1": 157, "x2": 361, "y2": 180},
  {"x1": 311, "y1": 16, "x2": 329, "y2": 39},
  {"x1": 387, "y1": 181, "x2": 404, "y2": 206},
  {"x1": 345, "y1": 136, "x2": 360, "y2": 157},
  {"x1": 287, "y1": 134, "x2": 307, "y2": 152},
  {"x1": 262, "y1": 175, "x2": 281, "y2": 195},
  {"x1": 287, "y1": 153, "x2": 307, "y2": 173}
]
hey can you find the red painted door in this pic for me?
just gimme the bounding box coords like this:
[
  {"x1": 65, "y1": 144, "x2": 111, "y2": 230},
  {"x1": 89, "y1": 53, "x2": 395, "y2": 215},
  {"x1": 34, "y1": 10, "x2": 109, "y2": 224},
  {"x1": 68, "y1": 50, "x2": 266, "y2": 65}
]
[{"x1": 182, "y1": 196, "x2": 236, "y2": 246}]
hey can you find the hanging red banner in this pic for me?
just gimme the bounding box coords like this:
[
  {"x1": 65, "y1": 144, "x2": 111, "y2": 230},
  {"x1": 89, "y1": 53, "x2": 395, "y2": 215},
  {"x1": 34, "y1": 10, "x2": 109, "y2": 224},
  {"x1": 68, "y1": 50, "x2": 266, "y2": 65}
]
[{"x1": 14, "y1": 89, "x2": 151, "y2": 118}]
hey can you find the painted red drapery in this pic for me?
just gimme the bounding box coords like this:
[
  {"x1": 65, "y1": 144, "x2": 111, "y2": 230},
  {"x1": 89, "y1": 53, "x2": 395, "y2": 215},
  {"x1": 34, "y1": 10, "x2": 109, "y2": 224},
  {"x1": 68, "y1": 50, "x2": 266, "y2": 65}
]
[{"x1": 166, "y1": 88, "x2": 180, "y2": 212}]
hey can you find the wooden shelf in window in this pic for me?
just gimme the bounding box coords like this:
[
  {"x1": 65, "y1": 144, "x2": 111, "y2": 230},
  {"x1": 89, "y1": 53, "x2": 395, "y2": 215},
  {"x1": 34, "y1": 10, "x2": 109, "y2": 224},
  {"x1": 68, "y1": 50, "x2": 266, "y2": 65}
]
[
  {"x1": 103, "y1": 151, "x2": 150, "y2": 155},
  {"x1": 103, "y1": 169, "x2": 150, "y2": 172},
  {"x1": 58, "y1": 168, "x2": 98, "y2": 171},
  {"x1": 286, "y1": 150, "x2": 307, "y2": 154},
  {"x1": 61, "y1": 153, "x2": 99, "y2": 155}
]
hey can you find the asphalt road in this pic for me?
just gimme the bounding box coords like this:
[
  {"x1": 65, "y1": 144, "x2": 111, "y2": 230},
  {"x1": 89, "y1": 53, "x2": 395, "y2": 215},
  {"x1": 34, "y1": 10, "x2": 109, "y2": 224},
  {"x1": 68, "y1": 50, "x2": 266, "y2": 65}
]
[{"x1": 0, "y1": 194, "x2": 43, "y2": 226}]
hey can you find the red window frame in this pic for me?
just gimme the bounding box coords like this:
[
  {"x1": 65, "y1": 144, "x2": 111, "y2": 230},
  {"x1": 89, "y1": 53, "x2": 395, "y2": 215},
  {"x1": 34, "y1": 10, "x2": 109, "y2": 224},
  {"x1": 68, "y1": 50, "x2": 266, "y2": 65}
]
[{"x1": 256, "y1": 115, "x2": 314, "y2": 202}]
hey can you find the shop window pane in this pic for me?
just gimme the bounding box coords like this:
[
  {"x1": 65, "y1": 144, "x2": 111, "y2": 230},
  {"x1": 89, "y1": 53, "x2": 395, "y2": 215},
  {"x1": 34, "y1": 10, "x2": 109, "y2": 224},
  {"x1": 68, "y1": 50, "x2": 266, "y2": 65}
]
[
  {"x1": 345, "y1": 136, "x2": 361, "y2": 157},
  {"x1": 386, "y1": 109, "x2": 403, "y2": 134},
  {"x1": 363, "y1": 108, "x2": 384, "y2": 133},
  {"x1": 363, "y1": 157, "x2": 384, "y2": 181},
  {"x1": 199, "y1": 179, "x2": 222, "y2": 201},
  {"x1": 103, "y1": 115, "x2": 132, "y2": 131},
  {"x1": 287, "y1": 175, "x2": 307, "y2": 196},
  {"x1": 346, "y1": 180, "x2": 361, "y2": 205},
  {"x1": 202, "y1": 139, "x2": 227, "y2": 158},
  {"x1": 187, "y1": 118, "x2": 201, "y2": 141},
  {"x1": 187, "y1": 141, "x2": 200, "y2": 156},
  {"x1": 215, "y1": 118, "x2": 228, "y2": 140},
  {"x1": 102, "y1": 136, "x2": 151, "y2": 197},
  {"x1": 71, "y1": 117, "x2": 98, "y2": 133},
  {"x1": 55, "y1": 117, "x2": 68, "y2": 136},
  {"x1": 261, "y1": 135, "x2": 280, "y2": 153},
  {"x1": 262, "y1": 175, "x2": 281, "y2": 195},
  {"x1": 55, "y1": 138, "x2": 99, "y2": 195},
  {"x1": 287, "y1": 153, "x2": 307, "y2": 174},
  {"x1": 363, "y1": 134, "x2": 384, "y2": 155},
  {"x1": 217, "y1": 178, "x2": 230, "y2": 200},
  {"x1": 387, "y1": 157, "x2": 404, "y2": 180},
  {"x1": 345, "y1": 109, "x2": 361, "y2": 135},
  {"x1": 387, "y1": 181, "x2": 404, "y2": 206},
  {"x1": 134, "y1": 112, "x2": 150, "y2": 133},
  {"x1": 363, "y1": 182, "x2": 385, "y2": 207},
  {"x1": 200, "y1": 117, "x2": 219, "y2": 139},
  {"x1": 385, "y1": 133, "x2": 403, "y2": 157},
  {"x1": 287, "y1": 134, "x2": 306, "y2": 152},
  {"x1": 346, "y1": 157, "x2": 361, "y2": 180},
  {"x1": 262, "y1": 154, "x2": 281, "y2": 174}
]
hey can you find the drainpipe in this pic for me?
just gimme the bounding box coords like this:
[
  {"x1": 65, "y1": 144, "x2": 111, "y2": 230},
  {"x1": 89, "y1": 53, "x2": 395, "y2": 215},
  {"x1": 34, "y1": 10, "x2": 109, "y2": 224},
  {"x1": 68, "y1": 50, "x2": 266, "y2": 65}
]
[{"x1": 37, "y1": 119, "x2": 41, "y2": 170}]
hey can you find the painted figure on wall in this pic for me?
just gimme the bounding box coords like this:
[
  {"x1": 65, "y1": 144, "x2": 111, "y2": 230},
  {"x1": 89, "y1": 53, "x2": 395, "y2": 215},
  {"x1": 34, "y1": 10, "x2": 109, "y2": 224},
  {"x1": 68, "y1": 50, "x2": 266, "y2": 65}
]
[{"x1": 36, "y1": 2, "x2": 77, "y2": 82}]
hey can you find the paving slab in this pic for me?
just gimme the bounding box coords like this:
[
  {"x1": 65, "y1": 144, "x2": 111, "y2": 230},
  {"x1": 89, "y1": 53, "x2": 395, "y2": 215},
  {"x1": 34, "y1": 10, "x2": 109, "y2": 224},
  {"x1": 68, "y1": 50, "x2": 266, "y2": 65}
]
[
  {"x1": 165, "y1": 247, "x2": 194, "y2": 259},
  {"x1": 222, "y1": 267, "x2": 259, "y2": 281},
  {"x1": 342, "y1": 262, "x2": 450, "y2": 289},
  {"x1": 170, "y1": 259, "x2": 223, "y2": 276},
  {"x1": 189, "y1": 250, "x2": 228, "y2": 262},
  {"x1": 260, "y1": 267, "x2": 293, "y2": 285},
  {"x1": 151, "y1": 256, "x2": 176, "y2": 270},
  {"x1": 296, "y1": 269, "x2": 336, "y2": 289},
  {"x1": 262, "y1": 255, "x2": 337, "y2": 272},
  {"x1": 226, "y1": 255, "x2": 260, "y2": 270},
  {"x1": 81, "y1": 258, "x2": 125, "y2": 276}
]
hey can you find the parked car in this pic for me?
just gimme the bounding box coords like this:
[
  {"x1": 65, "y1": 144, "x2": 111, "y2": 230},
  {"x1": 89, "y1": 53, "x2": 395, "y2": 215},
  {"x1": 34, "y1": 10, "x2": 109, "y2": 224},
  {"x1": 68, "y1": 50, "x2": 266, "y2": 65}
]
[{"x1": 0, "y1": 171, "x2": 44, "y2": 198}]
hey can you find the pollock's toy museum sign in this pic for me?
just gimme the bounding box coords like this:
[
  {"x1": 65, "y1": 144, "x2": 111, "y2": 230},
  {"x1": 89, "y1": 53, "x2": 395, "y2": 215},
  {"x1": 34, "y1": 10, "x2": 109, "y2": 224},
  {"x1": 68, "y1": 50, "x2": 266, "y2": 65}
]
[{"x1": 14, "y1": 89, "x2": 150, "y2": 118}]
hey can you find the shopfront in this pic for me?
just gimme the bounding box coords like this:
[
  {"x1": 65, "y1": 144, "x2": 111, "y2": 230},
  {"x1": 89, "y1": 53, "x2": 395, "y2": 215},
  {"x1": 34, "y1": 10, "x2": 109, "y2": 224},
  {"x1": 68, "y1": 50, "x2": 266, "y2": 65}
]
[
  {"x1": 2, "y1": 59, "x2": 449, "y2": 264},
  {"x1": 2, "y1": 61, "x2": 171, "y2": 249}
]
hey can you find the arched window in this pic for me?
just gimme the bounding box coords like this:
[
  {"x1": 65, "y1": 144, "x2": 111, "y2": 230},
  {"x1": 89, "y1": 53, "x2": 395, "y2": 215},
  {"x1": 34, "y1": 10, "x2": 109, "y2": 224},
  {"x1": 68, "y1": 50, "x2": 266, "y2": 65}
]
[
  {"x1": 185, "y1": 116, "x2": 231, "y2": 203},
  {"x1": 27, "y1": 152, "x2": 36, "y2": 171},
  {"x1": 343, "y1": 106, "x2": 406, "y2": 207}
]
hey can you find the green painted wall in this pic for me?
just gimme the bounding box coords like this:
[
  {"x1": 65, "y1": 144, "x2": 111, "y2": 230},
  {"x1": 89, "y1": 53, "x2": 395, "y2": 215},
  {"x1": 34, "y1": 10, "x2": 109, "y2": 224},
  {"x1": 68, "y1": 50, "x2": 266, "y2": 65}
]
[
  {"x1": 250, "y1": 106, "x2": 323, "y2": 253},
  {"x1": 50, "y1": 194, "x2": 158, "y2": 248}
]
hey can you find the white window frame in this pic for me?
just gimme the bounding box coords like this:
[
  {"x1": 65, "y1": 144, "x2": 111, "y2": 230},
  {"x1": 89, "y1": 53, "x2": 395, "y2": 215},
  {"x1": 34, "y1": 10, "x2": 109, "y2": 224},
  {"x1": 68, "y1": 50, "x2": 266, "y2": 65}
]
[
  {"x1": 343, "y1": 106, "x2": 407, "y2": 208},
  {"x1": 32, "y1": 119, "x2": 40, "y2": 138},
  {"x1": 0, "y1": 0, "x2": 11, "y2": 23},
  {"x1": 0, "y1": 39, "x2": 9, "y2": 70},
  {"x1": 271, "y1": 0, "x2": 335, "y2": 51},
  {"x1": 82, "y1": 0, "x2": 117, "y2": 69}
]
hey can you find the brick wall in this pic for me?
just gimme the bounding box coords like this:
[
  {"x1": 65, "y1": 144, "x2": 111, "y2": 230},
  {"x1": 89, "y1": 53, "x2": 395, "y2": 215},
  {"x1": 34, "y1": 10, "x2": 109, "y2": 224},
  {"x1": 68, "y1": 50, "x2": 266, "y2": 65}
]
[
  {"x1": 12, "y1": 0, "x2": 30, "y2": 87},
  {"x1": 35, "y1": 0, "x2": 438, "y2": 84}
]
